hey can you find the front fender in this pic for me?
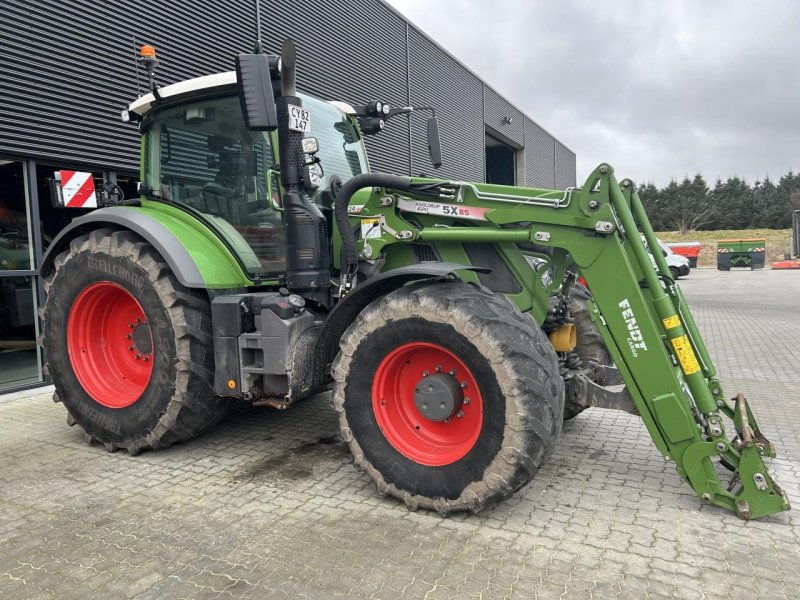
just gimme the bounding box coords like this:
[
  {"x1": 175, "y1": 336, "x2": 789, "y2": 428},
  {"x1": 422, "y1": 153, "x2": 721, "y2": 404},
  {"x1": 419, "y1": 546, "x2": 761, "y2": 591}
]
[
  {"x1": 314, "y1": 262, "x2": 490, "y2": 378},
  {"x1": 41, "y1": 206, "x2": 254, "y2": 289}
]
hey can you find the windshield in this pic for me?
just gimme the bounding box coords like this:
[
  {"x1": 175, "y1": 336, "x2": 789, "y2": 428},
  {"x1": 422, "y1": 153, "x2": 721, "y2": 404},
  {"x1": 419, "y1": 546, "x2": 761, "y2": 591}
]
[
  {"x1": 143, "y1": 93, "x2": 367, "y2": 277},
  {"x1": 300, "y1": 95, "x2": 368, "y2": 189}
]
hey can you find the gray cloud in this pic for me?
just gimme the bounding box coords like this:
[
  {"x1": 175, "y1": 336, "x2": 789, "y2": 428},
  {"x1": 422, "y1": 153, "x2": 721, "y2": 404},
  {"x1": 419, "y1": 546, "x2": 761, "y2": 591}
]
[{"x1": 386, "y1": 0, "x2": 800, "y2": 186}]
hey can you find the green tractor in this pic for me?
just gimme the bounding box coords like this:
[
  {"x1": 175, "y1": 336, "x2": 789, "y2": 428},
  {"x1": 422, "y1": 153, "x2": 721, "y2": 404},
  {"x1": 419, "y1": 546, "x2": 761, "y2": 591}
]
[{"x1": 42, "y1": 41, "x2": 789, "y2": 519}]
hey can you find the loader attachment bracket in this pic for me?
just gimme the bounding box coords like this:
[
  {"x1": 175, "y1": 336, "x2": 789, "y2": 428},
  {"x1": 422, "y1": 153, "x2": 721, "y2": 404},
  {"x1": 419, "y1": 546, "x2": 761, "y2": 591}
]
[
  {"x1": 682, "y1": 395, "x2": 789, "y2": 521},
  {"x1": 564, "y1": 371, "x2": 638, "y2": 415}
]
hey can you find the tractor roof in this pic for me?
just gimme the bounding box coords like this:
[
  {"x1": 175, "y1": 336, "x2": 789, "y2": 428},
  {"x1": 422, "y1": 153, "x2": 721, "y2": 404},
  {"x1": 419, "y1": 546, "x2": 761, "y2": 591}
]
[
  {"x1": 128, "y1": 71, "x2": 357, "y2": 117},
  {"x1": 129, "y1": 72, "x2": 237, "y2": 115}
]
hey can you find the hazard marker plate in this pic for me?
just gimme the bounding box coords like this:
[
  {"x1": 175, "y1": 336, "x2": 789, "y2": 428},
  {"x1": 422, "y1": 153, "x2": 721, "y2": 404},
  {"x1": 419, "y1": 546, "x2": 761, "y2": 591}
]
[{"x1": 59, "y1": 171, "x2": 97, "y2": 208}]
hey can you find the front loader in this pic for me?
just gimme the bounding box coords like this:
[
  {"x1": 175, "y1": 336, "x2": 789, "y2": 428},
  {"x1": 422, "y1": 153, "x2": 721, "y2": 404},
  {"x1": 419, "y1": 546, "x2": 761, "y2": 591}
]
[{"x1": 41, "y1": 40, "x2": 789, "y2": 520}]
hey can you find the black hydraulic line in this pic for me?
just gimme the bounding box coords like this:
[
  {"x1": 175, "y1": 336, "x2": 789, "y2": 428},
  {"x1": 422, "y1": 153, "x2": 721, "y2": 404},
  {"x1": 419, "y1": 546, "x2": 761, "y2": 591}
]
[{"x1": 335, "y1": 173, "x2": 413, "y2": 271}]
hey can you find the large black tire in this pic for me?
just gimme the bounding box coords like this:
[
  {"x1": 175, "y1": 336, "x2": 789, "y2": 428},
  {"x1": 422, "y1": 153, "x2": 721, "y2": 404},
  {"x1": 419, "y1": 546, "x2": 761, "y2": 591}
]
[
  {"x1": 669, "y1": 266, "x2": 680, "y2": 280},
  {"x1": 564, "y1": 284, "x2": 614, "y2": 420},
  {"x1": 42, "y1": 229, "x2": 230, "y2": 454},
  {"x1": 332, "y1": 281, "x2": 563, "y2": 515}
]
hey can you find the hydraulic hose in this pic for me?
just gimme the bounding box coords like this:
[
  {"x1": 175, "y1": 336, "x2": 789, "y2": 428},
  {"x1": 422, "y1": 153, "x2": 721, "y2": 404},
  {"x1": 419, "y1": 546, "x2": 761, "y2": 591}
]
[{"x1": 335, "y1": 173, "x2": 413, "y2": 272}]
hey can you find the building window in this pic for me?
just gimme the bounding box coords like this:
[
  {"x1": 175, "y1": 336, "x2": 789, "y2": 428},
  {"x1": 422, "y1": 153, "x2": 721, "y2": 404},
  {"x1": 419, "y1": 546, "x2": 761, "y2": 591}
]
[
  {"x1": 0, "y1": 275, "x2": 39, "y2": 387},
  {"x1": 0, "y1": 159, "x2": 41, "y2": 388},
  {"x1": 0, "y1": 160, "x2": 33, "y2": 270}
]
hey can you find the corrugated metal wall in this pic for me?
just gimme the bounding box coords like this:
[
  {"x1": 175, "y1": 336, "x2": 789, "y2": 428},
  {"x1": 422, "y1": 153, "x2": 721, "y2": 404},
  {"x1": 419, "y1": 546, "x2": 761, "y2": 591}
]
[
  {"x1": 0, "y1": 0, "x2": 575, "y2": 186},
  {"x1": 524, "y1": 118, "x2": 556, "y2": 188},
  {"x1": 407, "y1": 26, "x2": 483, "y2": 180},
  {"x1": 555, "y1": 140, "x2": 577, "y2": 189},
  {"x1": 484, "y1": 87, "x2": 524, "y2": 147}
]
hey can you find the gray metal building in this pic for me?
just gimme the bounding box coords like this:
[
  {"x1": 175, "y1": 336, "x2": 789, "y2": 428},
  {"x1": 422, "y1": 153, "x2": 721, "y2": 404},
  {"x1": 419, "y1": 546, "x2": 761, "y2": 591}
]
[{"x1": 0, "y1": 0, "x2": 575, "y2": 392}]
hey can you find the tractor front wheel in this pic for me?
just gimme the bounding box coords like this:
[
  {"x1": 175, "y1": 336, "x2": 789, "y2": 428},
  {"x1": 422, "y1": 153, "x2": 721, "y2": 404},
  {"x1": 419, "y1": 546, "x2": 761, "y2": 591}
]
[
  {"x1": 42, "y1": 229, "x2": 230, "y2": 454},
  {"x1": 332, "y1": 282, "x2": 563, "y2": 514}
]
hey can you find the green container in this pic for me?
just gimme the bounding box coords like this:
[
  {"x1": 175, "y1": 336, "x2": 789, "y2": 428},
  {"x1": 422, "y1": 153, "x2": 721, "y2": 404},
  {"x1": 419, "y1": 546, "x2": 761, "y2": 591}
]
[{"x1": 717, "y1": 238, "x2": 766, "y2": 270}]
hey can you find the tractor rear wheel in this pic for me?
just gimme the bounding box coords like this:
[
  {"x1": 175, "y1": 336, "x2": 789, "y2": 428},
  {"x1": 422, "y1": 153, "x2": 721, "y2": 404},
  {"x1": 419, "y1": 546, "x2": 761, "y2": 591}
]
[
  {"x1": 42, "y1": 229, "x2": 230, "y2": 454},
  {"x1": 563, "y1": 284, "x2": 614, "y2": 420},
  {"x1": 332, "y1": 282, "x2": 563, "y2": 515}
]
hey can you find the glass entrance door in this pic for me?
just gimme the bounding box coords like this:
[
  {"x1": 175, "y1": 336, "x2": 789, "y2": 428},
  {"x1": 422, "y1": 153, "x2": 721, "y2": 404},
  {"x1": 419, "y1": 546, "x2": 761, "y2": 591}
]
[{"x1": 0, "y1": 160, "x2": 41, "y2": 388}]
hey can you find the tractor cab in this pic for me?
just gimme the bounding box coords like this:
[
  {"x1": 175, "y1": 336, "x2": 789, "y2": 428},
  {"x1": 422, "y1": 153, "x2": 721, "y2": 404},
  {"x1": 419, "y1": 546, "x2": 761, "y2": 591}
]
[{"x1": 127, "y1": 72, "x2": 369, "y2": 278}]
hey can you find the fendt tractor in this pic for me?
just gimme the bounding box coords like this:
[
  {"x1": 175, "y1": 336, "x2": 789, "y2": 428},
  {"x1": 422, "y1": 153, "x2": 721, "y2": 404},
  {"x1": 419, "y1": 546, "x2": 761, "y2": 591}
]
[{"x1": 41, "y1": 39, "x2": 789, "y2": 520}]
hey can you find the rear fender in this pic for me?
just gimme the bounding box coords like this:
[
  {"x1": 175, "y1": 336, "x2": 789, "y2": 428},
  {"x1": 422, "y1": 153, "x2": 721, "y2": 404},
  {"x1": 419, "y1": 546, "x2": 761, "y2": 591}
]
[{"x1": 41, "y1": 207, "x2": 252, "y2": 288}]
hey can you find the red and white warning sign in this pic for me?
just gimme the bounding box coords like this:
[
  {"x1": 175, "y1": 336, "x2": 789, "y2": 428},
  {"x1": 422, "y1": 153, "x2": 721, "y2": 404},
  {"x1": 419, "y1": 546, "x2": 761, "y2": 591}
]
[{"x1": 58, "y1": 170, "x2": 97, "y2": 208}]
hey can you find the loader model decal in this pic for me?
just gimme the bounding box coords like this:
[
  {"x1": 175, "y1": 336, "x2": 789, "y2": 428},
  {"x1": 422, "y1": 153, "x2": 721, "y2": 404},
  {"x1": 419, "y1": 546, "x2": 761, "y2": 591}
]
[
  {"x1": 618, "y1": 298, "x2": 648, "y2": 356},
  {"x1": 397, "y1": 198, "x2": 488, "y2": 221}
]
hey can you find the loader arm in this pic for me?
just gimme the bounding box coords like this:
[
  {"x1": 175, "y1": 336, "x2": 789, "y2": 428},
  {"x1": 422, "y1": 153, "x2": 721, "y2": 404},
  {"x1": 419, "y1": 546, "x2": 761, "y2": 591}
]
[{"x1": 343, "y1": 163, "x2": 789, "y2": 520}]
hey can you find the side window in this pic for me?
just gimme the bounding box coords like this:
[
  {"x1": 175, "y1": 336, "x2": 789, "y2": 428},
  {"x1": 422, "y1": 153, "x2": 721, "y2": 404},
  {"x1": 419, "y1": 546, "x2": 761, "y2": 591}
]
[{"x1": 148, "y1": 97, "x2": 285, "y2": 275}]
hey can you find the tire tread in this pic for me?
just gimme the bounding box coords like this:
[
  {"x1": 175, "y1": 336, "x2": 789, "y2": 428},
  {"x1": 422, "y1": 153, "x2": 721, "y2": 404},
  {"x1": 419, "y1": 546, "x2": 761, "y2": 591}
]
[
  {"x1": 43, "y1": 229, "x2": 229, "y2": 454},
  {"x1": 332, "y1": 281, "x2": 563, "y2": 515}
]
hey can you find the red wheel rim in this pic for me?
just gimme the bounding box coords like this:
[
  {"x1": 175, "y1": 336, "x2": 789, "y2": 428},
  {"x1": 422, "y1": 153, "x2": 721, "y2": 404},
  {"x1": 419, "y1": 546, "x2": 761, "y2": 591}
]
[
  {"x1": 372, "y1": 342, "x2": 483, "y2": 466},
  {"x1": 67, "y1": 282, "x2": 153, "y2": 408}
]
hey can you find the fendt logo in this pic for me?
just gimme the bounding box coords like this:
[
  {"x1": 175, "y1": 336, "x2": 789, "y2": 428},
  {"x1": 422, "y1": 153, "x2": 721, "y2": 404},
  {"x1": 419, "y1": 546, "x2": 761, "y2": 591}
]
[{"x1": 618, "y1": 298, "x2": 648, "y2": 357}]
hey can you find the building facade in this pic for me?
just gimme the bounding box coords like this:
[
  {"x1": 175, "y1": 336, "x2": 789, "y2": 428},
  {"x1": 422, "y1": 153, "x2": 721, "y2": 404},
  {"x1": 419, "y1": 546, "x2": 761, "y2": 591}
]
[{"x1": 0, "y1": 0, "x2": 575, "y2": 392}]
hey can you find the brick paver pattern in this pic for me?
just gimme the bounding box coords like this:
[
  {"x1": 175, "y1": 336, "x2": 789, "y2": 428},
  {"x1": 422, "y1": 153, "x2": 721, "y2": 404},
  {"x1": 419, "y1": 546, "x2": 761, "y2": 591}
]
[{"x1": 0, "y1": 269, "x2": 798, "y2": 599}]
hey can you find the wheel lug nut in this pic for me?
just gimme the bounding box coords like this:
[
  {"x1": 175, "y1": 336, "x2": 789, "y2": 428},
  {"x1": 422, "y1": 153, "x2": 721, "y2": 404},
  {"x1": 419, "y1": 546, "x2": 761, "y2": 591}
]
[
  {"x1": 128, "y1": 345, "x2": 135, "y2": 351},
  {"x1": 136, "y1": 318, "x2": 141, "y2": 323},
  {"x1": 125, "y1": 334, "x2": 132, "y2": 340},
  {"x1": 456, "y1": 411, "x2": 464, "y2": 418},
  {"x1": 128, "y1": 323, "x2": 134, "y2": 329},
  {"x1": 449, "y1": 369, "x2": 456, "y2": 376},
  {"x1": 422, "y1": 370, "x2": 429, "y2": 377},
  {"x1": 443, "y1": 417, "x2": 450, "y2": 423},
  {"x1": 435, "y1": 365, "x2": 442, "y2": 372},
  {"x1": 134, "y1": 354, "x2": 141, "y2": 360},
  {"x1": 464, "y1": 398, "x2": 471, "y2": 405},
  {"x1": 461, "y1": 382, "x2": 467, "y2": 389},
  {"x1": 143, "y1": 356, "x2": 150, "y2": 362}
]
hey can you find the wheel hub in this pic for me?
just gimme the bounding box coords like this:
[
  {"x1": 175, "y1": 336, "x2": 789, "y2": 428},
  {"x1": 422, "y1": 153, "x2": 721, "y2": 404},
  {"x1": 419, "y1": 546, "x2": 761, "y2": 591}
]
[
  {"x1": 131, "y1": 321, "x2": 153, "y2": 355},
  {"x1": 414, "y1": 373, "x2": 463, "y2": 421}
]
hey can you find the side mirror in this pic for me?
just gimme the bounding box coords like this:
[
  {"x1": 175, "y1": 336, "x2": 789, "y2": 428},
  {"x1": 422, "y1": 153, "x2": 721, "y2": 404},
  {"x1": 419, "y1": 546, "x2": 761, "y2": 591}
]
[
  {"x1": 235, "y1": 53, "x2": 279, "y2": 131},
  {"x1": 427, "y1": 116, "x2": 442, "y2": 169}
]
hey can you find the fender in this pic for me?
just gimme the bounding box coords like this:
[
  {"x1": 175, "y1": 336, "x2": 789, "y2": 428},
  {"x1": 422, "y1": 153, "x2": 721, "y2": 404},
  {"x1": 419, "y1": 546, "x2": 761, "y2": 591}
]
[
  {"x1": 313, "y1": 262, "x2": 490, "y2": 380},
  {"x1": 41, "y1": 206, "x2": 252, "y2": 288}
]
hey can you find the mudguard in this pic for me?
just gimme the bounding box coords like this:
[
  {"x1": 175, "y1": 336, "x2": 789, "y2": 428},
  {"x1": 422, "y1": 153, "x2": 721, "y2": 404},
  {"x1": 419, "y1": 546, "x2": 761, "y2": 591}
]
[
  {"x1": 41, "y1": 207, "x2": 249, "y2": 288},
  {"x1": 313, "y1": 262, "x2": 490, "y2": 378}
]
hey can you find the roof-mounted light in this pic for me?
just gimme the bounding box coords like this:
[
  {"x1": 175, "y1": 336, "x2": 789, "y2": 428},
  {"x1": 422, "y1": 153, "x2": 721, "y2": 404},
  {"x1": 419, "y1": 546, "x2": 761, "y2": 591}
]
[{"x1": 140, "y1": 45, "x2": 157, "y2": 59}]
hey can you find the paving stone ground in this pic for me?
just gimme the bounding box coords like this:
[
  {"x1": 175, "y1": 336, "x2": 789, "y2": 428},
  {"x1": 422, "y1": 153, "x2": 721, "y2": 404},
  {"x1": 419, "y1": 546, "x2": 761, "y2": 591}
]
[{"x1": 1, "y1": 269, "x2": 799, "y2": 599}]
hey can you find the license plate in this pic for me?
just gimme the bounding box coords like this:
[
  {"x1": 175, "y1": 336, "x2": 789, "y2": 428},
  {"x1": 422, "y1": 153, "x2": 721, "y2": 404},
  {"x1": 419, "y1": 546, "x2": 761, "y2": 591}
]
[{"x1": 287, "y1": 104, "x2": 311, "y2": 132}]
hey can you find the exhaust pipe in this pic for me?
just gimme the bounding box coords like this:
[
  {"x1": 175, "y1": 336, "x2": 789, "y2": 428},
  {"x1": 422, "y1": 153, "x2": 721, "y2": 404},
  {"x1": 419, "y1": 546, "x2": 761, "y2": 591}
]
[{"x1": 275, "y1": 39, "x2": 331, "y2": 307}]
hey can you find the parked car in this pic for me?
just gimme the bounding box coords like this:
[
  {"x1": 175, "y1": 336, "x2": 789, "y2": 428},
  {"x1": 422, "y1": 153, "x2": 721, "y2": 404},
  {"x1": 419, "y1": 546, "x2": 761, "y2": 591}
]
[{"x1": 642, "y1": 236, "x2": 691, "y2": 279}]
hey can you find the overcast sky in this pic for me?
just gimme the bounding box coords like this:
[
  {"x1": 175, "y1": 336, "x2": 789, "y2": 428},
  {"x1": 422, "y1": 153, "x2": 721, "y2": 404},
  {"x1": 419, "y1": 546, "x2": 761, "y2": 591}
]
[{"x1": 386, "y1": 0, "x2": 800, "y2": 187}]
